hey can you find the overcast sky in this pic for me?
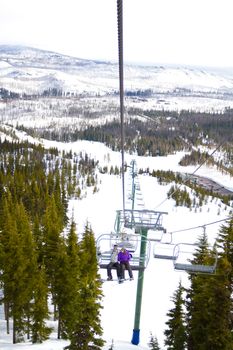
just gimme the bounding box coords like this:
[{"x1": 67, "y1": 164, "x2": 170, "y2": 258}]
[{"x1": 1, "y1": 0, "x2": 233, "y2": 67}]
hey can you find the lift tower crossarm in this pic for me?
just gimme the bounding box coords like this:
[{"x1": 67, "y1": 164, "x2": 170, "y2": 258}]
[{"x1": 116, "y1": 209, "x2": 168, "y2": 231}]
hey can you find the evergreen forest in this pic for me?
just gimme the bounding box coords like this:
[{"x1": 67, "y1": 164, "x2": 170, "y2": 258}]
[
  {"x1": 15, "y1": 107, "x2": 233, "y2": 173},
  {"x1": 0, "y1": 139, "x2": 104, "y2": 349}
]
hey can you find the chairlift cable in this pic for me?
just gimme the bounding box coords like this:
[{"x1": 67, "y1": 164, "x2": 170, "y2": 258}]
[
  {"x1": 117, "y1": 0, "x2": 126, "y2": 215},
  {"x1": 166, "y1": 215, "x2": 232, "y2": 235}
]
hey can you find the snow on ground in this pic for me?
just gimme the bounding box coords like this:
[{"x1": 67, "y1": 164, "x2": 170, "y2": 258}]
[{"x1": 0, "y1": 132, "x2": 232, "y2": 350}]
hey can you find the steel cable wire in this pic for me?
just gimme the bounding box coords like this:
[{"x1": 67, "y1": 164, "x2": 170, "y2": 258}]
[{"x1": 117, "y1": 0, "x2": 126, "y2": 215}]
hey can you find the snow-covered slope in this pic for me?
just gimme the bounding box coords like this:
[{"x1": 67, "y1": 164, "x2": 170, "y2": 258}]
[{"x1": 1, "y1": 45, "x2": 233, "y2": 101}]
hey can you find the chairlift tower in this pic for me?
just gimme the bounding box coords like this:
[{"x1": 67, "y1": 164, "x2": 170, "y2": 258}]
[
  {"x1": 129, "y1": 159, "x2": 137, "y2": 212},
  {"x1": 125, "y1": 159, "x2": 139, "y2": 227},
  {"x1": 116, "y1": 209, "x2": 168, "y2": 345}
]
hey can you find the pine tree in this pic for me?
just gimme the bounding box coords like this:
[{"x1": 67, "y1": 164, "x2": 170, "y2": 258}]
[
  {"x1": 31, "y1": 265, "x2": 52, "y2": 343},
  {"x1": 32, "y1": 215, "x2": 44, "y2": 265},
  {"x1": 66, "y1": 223, "x2": 104, "y2": 350},
  {"x1": 42, "y1": 194, "x2": 64, "y2": 308},
  {"x1": 200, "y1": 258, "x2": 232, "y2": 350},
  {"x1": 55, "y1": 219, "x2": 80, "y2": 340},
  {"x1": 186, "y1": 225, "x2": 233, "y2": 350},
  {"x1": 14, "y1": 201, "x2": 38, "y2": 340},
  {"x1": 54, "y1": 170, "x2": 68, "y2": 227},
  {"x1": 203, "y1": 218, "x2": 233, "y2": 349},
  {"x1": 185, "y1": 233, "x2": 213, "y2": 350},
  {"x1": 108, "y1": 339, "x2": 115, "y2": 349},
  {"x1": 0, "y1": 193, "x2": 16, "y2": 335},
  {"x1": 164, "y1": 281, "x2": 186, "y2": 350},
  {"x1": 148, "y1": 332, "x2": 160, "y2": 349},
  {"x1": 15, "y1": 202, "x2": 36, "y2": 280},
  {"x1": 1, "y1": 196, "x2": 40, "y2": 341},
  {"x1": 3, "y1": 202, "x2": 27, "y2": 343}
]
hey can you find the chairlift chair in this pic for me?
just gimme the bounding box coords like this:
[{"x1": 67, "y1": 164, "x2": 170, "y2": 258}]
[
  {"x1": 96, "y1": 233, "x2": 151, "y2": 271},
  {"x1": 147, "y1": 227, "x2": 168, "y2": 243},
  {"x1": 173, "y1": 242, "x2": 218, "y2": 274},
  {"x1": 153, "y1": 242, "x2": 176, "y2": 260},
  {"x1": 153, "y1": 232, "x2": 176, "y2": 260},
  {"x1": 110, "y1": 228, "x2": 139, "y2": 252}
]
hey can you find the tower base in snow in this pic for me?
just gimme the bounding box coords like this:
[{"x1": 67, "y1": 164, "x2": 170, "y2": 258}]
[{"x1": 131, "y1": 329, "x2": 140, "y2": 345}]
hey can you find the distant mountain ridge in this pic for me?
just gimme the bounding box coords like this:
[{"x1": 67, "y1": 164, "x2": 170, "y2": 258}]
[
  {"x1": 0, "y1": 45, "x2": 100, "y2": 67},
  {"x1": 0, "y1": 45, "x2": 233, "y2": 112}
]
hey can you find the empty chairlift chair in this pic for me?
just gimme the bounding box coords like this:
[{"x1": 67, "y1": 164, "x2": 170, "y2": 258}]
[
  {"x1": 153, "y1": 232, "x2": 176, "y2": 260},
  {"x1": 110, "y1": 227, "x2": 139, "y2": 252},
  {"x1": 173, "y1": 242, "x2": 218, "y2": 274},
  {"x1": 153, "y1": 242, "x2": 176, "y2": 260}
]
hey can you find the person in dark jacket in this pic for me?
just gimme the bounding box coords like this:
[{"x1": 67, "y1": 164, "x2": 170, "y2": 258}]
[
  {"x1": 107, "y1": 244, "x2": 120, "y2": 281},
  {"x1": 118, "y1": 247, "x2": 133, "y2": 281}
]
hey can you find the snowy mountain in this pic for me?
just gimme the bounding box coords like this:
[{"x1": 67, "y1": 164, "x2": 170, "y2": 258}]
[{"x1": 1, "y1": 45, "x2": 233, "y2": 112}]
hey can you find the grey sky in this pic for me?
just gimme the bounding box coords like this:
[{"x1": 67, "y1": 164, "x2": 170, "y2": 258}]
[{"x1": 0, "y1": 0, "x2": 233, "y2": 67}]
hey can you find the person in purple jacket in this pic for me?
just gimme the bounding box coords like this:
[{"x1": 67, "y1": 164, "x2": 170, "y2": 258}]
[{"x1": 118, "y1": 247, "x2": 134, "y2": 282}]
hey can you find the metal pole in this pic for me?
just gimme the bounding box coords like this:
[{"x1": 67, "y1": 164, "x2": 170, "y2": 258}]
[
  {"x1": 115, "y1": 210, "x2": 121, "y2": 234},
  {"x1": 131, "y1": 227, "x2": 148, "y2": 345}
]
